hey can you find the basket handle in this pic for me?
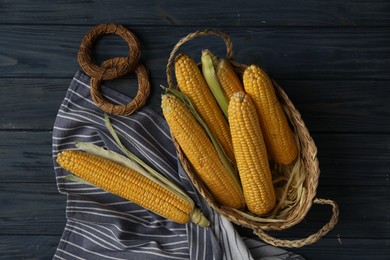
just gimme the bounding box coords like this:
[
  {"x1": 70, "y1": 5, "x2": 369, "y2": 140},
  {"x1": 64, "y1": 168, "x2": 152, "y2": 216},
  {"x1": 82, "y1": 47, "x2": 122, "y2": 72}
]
[
  {"x1": 253, "y1": 198, "x2": 339, "y2": 248},
  {"x1": 166, "y1": 29, "x2": 235, "y2": 89}
]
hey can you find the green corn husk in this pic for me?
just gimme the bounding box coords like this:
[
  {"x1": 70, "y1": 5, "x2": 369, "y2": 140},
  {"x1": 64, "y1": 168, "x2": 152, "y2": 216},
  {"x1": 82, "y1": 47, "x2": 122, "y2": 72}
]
[
  {"x1": 65, "y1": 138, "x2": 210, "y2": 227},
  {"x1": 201, "y1": 49, "x2": 229, "y2": 118},
  {"x1": 161, "y1": 86, "x2": 241, "y2": 191}
]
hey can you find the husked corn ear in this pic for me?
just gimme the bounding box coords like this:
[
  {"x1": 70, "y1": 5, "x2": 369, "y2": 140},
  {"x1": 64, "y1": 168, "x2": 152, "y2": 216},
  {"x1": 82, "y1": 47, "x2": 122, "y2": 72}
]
[
  {"x1": 243, "y1": 65, "x2": 298, "y2": 165},
  {"x1": 161, "y1": 94, "x2": 245, "y2": 209},
  {"x1": 229, "y1": 92, "x2": 276, "y2": 215},
  {"x1": 57, "y1": 150, "x2": 193, "y2": 224},
  {"x1": 174, "y1": 53, "x2": 235, "y2": 165},
  {"x1": 216, "y1": 59, "x2": 245, "y2": 99}
]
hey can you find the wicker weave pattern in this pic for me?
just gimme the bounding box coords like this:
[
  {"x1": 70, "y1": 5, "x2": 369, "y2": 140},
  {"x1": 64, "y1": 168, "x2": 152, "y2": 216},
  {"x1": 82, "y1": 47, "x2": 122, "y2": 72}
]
[
  {"x1": 77, "y1": 24, "x2": 150, "y2": 116},
  {"x1": 78, "y1": 23, "x2": 140, "y2": 80},
  {"x1": 166, "y1": 29, "x2": 339, "y2": 248}
]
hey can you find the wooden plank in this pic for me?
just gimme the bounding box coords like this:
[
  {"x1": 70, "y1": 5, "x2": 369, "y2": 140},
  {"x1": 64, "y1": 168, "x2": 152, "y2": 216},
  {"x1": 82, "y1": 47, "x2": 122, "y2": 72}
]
[
  {"x1": 0, "y1": 183, "x2": 66, "y2": 235},
  {"x1": 1, "y1": 141, "x2": 389, "y2": 239},
  {"x1": 313, "y1": 133, "x2": 390, "y2": 186},
  {"x1": 0, "y1": 0, "x2": 389, "y2": 26},
  {"x1": 0, "y1": 79, "x2": 65, "y2": 130},
  {"x1": 0, "y1": 132, "x2": 55, "y2": 183},
  {"x1": 0, "y1": 236, "x2": 388, "y2": 260},
  {"x1": 0, "y1": 77, "x2": 162, "y2": 130},
  {"x1": 0, "y1": 235, "x2": 61, "y2": 259},
  {"x1": 0, "y1": 2, "x2": 386, "y2": 260},
  {"x1": 2, "y1": 131, "x2": 390, "y2": 186},
  {"x1": 280, "y1": 80, "x2": 390, "y2": 133},
  {"x1": 0, "y1": 26, "x2": 389, "y2": 80},
  {"x1": 0, "y1": 182, "x2": 389, "y2": 239},
  {"x1": 2, "y1": 78, "x2": 389, "y2": 133},
  {"x1": 0, "y1": 183, "x2": 388, "y2": 259},
  {"x1": 237, "y1": 185, "x2": 390, "y2": 239},
  {"x1": 292, "y1": 238, "x2": 390, "y2": 260}
]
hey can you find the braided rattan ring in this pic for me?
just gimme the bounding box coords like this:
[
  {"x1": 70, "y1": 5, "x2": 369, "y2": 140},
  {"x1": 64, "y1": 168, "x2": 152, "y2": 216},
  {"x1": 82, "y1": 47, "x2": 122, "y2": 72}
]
[
  {"x1": 90, "y1": 58, "x2": 151, "y2": 116},
  {"x1": 77, "y1": 24, "x2": 150, "y2": 116},
  {"x1": 78, "y1": 23, "x2": 140, "y2": 80}
]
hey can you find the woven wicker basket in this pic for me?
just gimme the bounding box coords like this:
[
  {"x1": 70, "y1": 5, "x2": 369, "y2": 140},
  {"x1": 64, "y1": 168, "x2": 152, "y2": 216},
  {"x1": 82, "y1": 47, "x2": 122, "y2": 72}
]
[{"x1": 166, "y1": 29, "x2": 339, "y2": 248}]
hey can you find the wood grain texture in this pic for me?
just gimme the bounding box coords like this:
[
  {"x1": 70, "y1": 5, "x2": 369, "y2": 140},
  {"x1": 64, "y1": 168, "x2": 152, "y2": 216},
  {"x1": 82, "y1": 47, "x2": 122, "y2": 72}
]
[
  {"x1": 0, "y1": 0, "x2": 388, "y2": 258},
  {"x1": 0, "y1": 235, "x2": 61, "y2": 260},
  {"x1": 312, "y1": 133, "x2": 390, "y2": 186},
  {"x1": 0, "y1": 181, "x2": 388, "y2": 241},
  {"x1": 236, "y1": 185, "x2": 390, "y2": 239},
  {"x1": 2, "y1": 131, "x2": 390, "y2": 186},
  {"x1": 292, "y1": 238, "x2": 390, "y2": 260},
  {"x1": 0, "y1": 77, "x2": 163, "y2": 130},
  {"x1": 0, "y1": 132, "x2": 54, "y2": 183},
  {"x1": 0, "y1": 79, "x2": 66, "y2": 130},
  {"x1": 0, "y1": 26, "x2": 389, "y2": 80},
  {"x1": 0, "y1": 0, "x2": 389, "y2": 26},
  {"x1": 2, "y1": 78, "x2": 390, "y2": 132},
  {"x1": 0, "y1": 132, "x2": 390, "y2": 187},
  {"x1": 0, "y1": 183, "x2": 66, "y2": 235},
  {"x1": 1, "y1": 132, "x2": 389, "y2": 240},
  {"x1": 0, "y1": 236, "x2": 388, "y2": 260}
]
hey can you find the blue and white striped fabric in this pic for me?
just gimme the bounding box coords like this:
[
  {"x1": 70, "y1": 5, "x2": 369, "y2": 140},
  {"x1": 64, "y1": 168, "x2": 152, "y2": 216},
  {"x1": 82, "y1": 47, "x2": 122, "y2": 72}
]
[{"x1": 52, "y1": 71, "x2": 304, "y2": 260}]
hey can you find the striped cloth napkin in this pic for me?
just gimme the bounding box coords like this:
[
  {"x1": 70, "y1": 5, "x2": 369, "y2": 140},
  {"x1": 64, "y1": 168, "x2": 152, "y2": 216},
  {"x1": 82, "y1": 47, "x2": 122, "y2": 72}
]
[{"x1": 52, "y1": 71, "x2": 304, "y2": 260}]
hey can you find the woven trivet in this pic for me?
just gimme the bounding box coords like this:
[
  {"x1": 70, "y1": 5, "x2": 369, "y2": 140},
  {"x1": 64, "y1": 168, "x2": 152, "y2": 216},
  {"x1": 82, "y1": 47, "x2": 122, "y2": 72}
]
[{"x1": 77, "y1": 24, "x2": 150, "y2": 116}]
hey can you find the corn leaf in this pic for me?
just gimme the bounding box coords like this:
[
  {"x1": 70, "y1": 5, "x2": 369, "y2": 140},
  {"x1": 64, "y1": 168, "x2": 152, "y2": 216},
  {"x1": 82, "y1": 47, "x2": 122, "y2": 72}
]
[
  {"x1": 201, "y1": 49, "x2": 229, "y2": 118},
  {"x1": 162, "y1": 86, "x2": 241, "y2": 188}
]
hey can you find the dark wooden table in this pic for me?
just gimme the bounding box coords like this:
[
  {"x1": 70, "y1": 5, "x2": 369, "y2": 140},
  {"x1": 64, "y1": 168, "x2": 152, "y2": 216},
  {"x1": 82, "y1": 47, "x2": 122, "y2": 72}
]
[{"x1": 1, "y1": 1, "x2": 389, "y2": 259}]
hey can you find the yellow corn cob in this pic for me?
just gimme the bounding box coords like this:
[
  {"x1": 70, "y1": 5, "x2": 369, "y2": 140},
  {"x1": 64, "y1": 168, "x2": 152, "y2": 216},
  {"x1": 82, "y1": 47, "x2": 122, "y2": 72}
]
[
  {"x1": 174, "y1": 53, "x2": 235, "y2": 165},
  {"x1": 57, "y1": 150, "x2": 197, "y2": 224},
  {"x1": 161, "y1": 94, "x2": 245, "y2": 209},
  {"x1": 243, "y1": 65, "x2": 298, "y2": 165},
  {"x1": 216, "y1": 59, "x2": 245, "y2": 99},
  {"x1": 228, "y1": 92, "x2": 276, "y2": 215}
]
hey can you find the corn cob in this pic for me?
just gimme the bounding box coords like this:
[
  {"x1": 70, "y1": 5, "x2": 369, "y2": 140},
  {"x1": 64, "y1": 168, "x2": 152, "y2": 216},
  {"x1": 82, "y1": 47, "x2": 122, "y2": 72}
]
[
  {"x1": 243, "y1": 65, "x2": 298, "y2": 165},
  {"x1": 216, "y1": 59, "x2": 244, "y2": 99},
  {"x1": 161, "y1": 94, "x2": 245, "y2": 209},
  {"x1": 174, "y1": 53, "x2": 235, "y2": 165},
  {"x1": 228, "y1": 92, "x2": 276, "y2": 215},
  {"x1": 57, "y1": 150, "x2": 208, "y2": 226},
  {"x1": 201, "y1": 49, "x2": 229, "y2": 118}
]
